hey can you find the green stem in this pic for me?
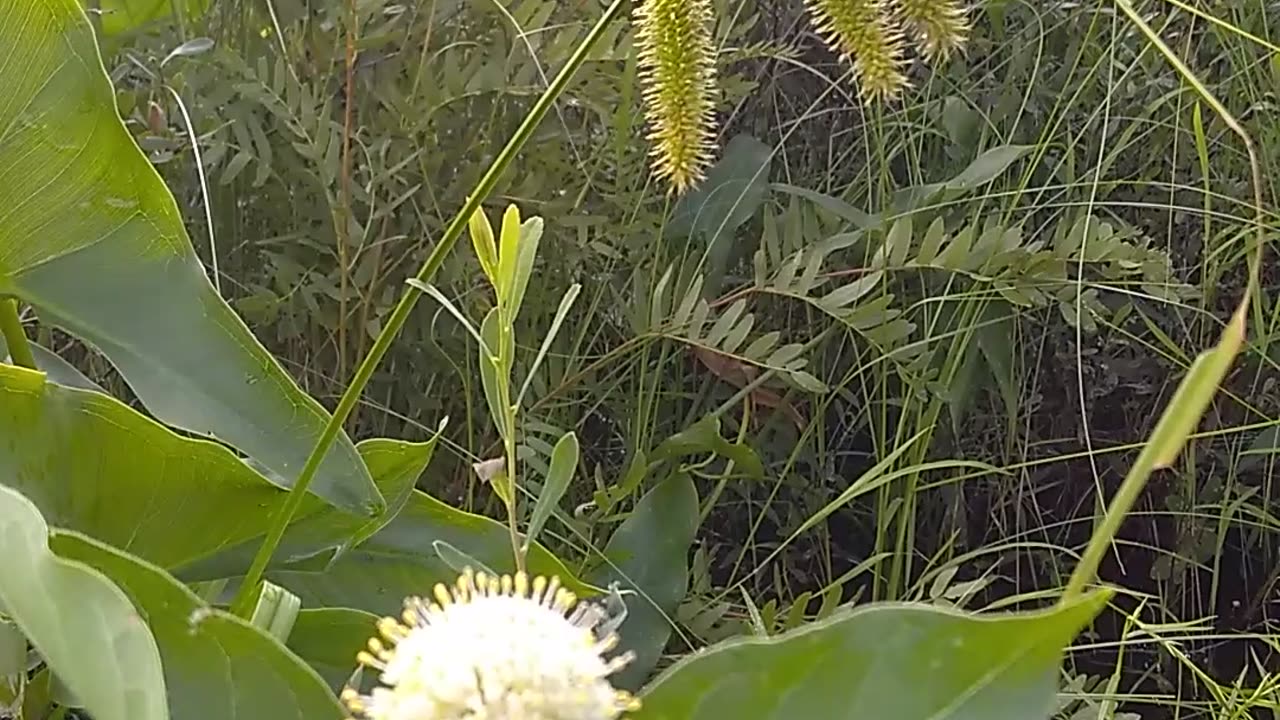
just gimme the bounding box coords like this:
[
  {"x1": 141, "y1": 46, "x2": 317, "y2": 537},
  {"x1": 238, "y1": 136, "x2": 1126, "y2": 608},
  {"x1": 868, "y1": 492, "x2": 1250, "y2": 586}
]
[
  {"x1": 497, "y1": 333, "x2": 524, "y2": 572},
  {"x1": 0, "y1": 300, "x2": 36, "y2": 369},
  {"x1": 230, "y1": 0, "x2": 627, "y2": 617}
]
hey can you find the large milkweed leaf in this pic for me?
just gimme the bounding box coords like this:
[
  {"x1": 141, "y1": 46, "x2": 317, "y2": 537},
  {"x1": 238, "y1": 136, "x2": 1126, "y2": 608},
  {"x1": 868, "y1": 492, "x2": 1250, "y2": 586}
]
[
  {"x1": 52, "y1": 530, "x2": 344, "y2": 720},
  {"x1": 0, "y1": 485, "x2": 167, "y2": 720},
  {"x1": 0, "y1": 0, "x2": 379, "y2": 516},
  {"x1": 589, "y1": 473, "x2": 699, "y2": 691},
  {"x1": 287, "y1": 608, "x2": 377, "y2": 691},
  {"x1": 269, "y1": 491, "x2": 591, "y2": 617},
  {"x1": 633, "y1": 591, "x2": 1110, "y2": 719},
  {"x1": 0, "y1": 364, "x2": 436, "y2": 576}
]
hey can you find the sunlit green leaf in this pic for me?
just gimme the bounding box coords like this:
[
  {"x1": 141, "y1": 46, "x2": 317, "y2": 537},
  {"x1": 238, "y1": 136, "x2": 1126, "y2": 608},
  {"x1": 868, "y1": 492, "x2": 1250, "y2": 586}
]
[
  {"x1": 0, "y1": 0, "x2": 379, "y2": 516},
  {"x1": 0, "y1": 364, "x2": 436, "y2": 576},
  {"x1": 53, "y1": 531, "x2": 343, "y2": 720}
]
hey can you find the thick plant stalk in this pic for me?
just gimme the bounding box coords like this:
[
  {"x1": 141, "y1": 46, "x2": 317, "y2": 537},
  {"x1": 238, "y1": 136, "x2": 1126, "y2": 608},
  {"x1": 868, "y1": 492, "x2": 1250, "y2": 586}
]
[
  {"x1": 230, "y1": 0, "x2": 629, "y2": 617},
  {"x1": 0, "y1": 300, "x2": 35, "y2": 369}
]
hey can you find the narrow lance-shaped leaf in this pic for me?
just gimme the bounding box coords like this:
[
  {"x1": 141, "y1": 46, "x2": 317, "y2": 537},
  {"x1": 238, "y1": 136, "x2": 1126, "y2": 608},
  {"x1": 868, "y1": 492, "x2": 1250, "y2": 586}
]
[
  {"x1": 523, "y1": 431, "x2": 579, "y2": 552},
  {"x1": 479, "y1": 309, "x2": 512, "y2": 441},
  {"x1": 508, "y1": 217, "x2": 544, "y2": 321},
  {"x1": 469, "y1": 207, "x2": 498, "y2": 284},
  {"x1": 497, "y1": 204, "x2": 522, "y2": 311}
]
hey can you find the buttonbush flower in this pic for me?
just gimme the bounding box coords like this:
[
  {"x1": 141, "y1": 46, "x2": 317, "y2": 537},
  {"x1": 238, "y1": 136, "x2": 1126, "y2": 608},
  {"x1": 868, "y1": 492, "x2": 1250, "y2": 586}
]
[
  {"x1": 342, "y1": 569, "x2": 638, "y2": 720},
  {"x1": 635, "y1": 0, "x2": 718, "y2": 194},
  {"x1": 894, "y1": 0, "x2": 970, "y2": 61},
  {"x1": 803, "y1": 0, "x2": 908, "y2": 102}
]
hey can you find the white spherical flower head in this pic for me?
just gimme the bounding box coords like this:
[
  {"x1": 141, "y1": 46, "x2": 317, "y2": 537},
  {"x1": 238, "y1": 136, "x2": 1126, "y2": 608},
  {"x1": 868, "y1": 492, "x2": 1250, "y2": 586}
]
[{"x1": 342, "y1": 568, "x2": 639, "y2": 720}]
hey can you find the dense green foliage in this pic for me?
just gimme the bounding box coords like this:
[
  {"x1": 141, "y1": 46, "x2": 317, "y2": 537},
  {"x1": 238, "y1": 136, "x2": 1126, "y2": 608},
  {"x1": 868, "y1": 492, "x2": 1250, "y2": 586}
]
[{"x1": 2, "y1": 0, "x2": 1279, "y2": 717}]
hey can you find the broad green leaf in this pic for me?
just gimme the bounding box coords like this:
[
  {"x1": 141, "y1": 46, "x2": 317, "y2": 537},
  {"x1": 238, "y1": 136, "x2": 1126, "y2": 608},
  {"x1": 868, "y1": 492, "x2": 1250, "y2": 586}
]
[
  {"x1": 269, "y1": 491, "x2": 590, "y2": 617},
  {"x1": 882, "y1": 216, "x2": 913, "y2": 268},
  {"x1": 891, "y1": 145, "x2": 1035, "y2": 215},
  {"x1": 288, "y1": 608, "x2": 376, "y2": 690},
  {"x1": 635, "y1": 591, "x2": 1111, "y2": 719},
  {"x1": 669, "y1": 135, "x2": 773, "y2": 296},
  {"x1": 916, "y1": 217, "x2": 948, "y2": 264},
  {"x1": 820, "y1": 272, "x2": 883, "y2": 311},
  {"x1": 947, "y1": 145, "x2": 1036, "y2": 190},
  {"x1": 651, "y1": 416, "x2": 764, "y2": 479},
  {"x1": 0, "y1": 0, "x2": 379, "y2": 516},
  {"x1": 178, "y1": 435, "x2": 442, "y2": 580},
  {"x1": 590, "y1": 473, "x2": 699, "y2": 690},
  {"x1": 0, "y1": 485, "x2": 167, "y2": 720},
  {"x1": 525, "y1": 432, "x2": 578, "y2": 551},
  {"x1": 52, "y1": 531, "x2": 343, "y2": 720},
  {"x1": 0, "y1": 364, "x2": 436, "y2": 575}
]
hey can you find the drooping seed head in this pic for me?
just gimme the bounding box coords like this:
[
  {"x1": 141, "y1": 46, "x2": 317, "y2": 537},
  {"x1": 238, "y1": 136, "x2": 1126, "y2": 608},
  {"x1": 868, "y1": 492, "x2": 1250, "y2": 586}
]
[
  {"x1": 894, "y1": 0, "x2": 971, "y2": 62},
  {"x1": 804, "y1": 0, "x2": 909, "y2": 103},
  {"x1": 635, "y1": 0, "x2": 719, "y2": 193}
]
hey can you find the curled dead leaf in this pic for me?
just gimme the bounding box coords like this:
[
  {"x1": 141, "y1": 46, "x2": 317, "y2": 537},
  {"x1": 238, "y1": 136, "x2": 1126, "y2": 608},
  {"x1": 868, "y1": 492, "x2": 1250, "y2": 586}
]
[{"x1": 692, "y1": 346, "x2": 806, "y2": 430}]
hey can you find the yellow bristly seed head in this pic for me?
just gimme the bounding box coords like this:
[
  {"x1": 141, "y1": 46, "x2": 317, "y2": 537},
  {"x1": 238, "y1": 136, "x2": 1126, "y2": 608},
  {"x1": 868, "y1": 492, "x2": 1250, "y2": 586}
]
[
  {"x1": 804, "y1": 0, "x2": 908, "y2": 103},
  {"x1": 635, "y1": 0, "x2": 719, "y2": 194},
  {"x1": 894, "y1": 0, "x2": 970, "y2": 61}
]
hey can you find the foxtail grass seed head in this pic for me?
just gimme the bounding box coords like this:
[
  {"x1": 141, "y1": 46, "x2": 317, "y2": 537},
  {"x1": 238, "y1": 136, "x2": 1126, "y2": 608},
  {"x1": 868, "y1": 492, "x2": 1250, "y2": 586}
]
[
  {"x1": 635, "y1": 0, "x2": 718, "y2": 194},
  {"x1": 894, "y1": 0, "x2": 970, "y2": 61},
  {"x1": 342, "y1": 569, "x2": 639, "y2": 720},
  {"x1": 804, "y1": 0, "x2": 908, "y2": 103}
]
